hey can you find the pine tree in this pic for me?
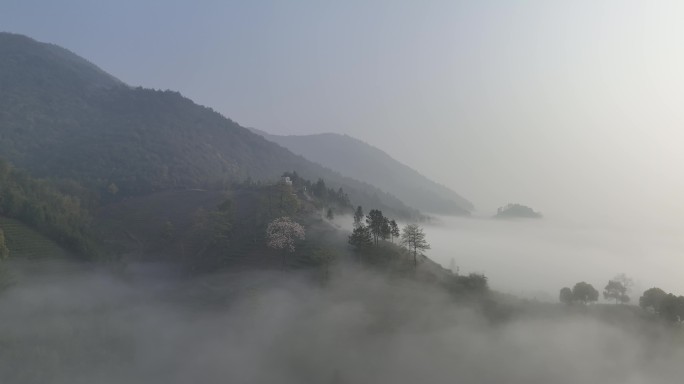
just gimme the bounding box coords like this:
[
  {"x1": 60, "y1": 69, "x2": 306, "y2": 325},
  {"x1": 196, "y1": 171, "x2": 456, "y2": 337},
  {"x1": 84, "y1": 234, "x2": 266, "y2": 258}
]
[
  {"x1": 365, "y1": 209, "x2": 387, "y2": 245},
  {"x1": 349, "y1": 225, "x2": 373, "y2": 252}
]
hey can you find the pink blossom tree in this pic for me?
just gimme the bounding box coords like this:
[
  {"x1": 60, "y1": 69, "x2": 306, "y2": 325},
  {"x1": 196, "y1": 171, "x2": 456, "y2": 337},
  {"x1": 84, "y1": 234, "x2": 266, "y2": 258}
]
[{"x1": 266, "y1": 217, "x2": 305, "y2": 267}]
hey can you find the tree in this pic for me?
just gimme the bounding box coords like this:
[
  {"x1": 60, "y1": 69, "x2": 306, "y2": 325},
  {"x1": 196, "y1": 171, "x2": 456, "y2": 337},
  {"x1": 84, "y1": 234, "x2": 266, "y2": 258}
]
[
  {"x1": 0, "y1": 228, "x2": 9, "y2": 260},
  {"x1": 266, "y1": 217, "x2": 305, "y2": 267},
  {"x1": 559, "y1": 287, "x2": 573, "y2": 304},
  {"x1": 658, "y1": 294, "x2": 684, "y2": 323},
  {"x1": 365, "y1": 209, "x2": 387, "y2": 245},
  {"x1": 389, "y1": 220, "x2": 400, "y2": 243},
  {"x1": 312, "y1": 178, "x2": 327, "y2": 199},
  {"x1": 603, "y1": 280, "x2": 629, "y2": 304},
  {"x1": 380, "y1": 217, "x2": 391, "y2": 242},
  {"x1": 353, "y1": 206, "x2": 364, "y2": 228},
  {"x1": 613, "y1": 273, "x2": 634, "y2": 293},
  {"x1": 326, "y1": 208, "x2": 334, "y2": 220},
  {"x1": 572, "y1": 282, "x2": 599, "y2": 304},
  {"x1": 348, "y1": 225, "x2": 373, "y2": 253},
  {"x1": 400, "y1": 224, "x2": 430, "y2": 267},
  {"x1": 639, "y1": 287, "x2": 667, "y2": 313}
]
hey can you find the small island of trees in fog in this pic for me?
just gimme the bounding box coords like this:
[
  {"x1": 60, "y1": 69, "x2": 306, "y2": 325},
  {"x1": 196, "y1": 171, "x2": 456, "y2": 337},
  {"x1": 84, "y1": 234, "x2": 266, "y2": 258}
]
[{"x1": 494, "y1": 203, "x2": 542, "y2": 219}]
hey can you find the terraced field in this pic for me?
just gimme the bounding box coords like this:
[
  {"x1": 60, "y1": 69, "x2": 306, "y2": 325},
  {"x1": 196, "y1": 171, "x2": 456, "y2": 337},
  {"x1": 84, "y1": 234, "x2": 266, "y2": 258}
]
[{"x1": 0, "y1": 217, "x2": 71, "y2": 260}]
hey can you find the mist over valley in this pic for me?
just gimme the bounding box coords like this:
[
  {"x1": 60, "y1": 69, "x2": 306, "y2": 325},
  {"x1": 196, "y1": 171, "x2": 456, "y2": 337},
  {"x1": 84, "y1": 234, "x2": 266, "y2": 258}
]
[{"x1": 3, "y1": 2, "x2": 684, "y2": 383}]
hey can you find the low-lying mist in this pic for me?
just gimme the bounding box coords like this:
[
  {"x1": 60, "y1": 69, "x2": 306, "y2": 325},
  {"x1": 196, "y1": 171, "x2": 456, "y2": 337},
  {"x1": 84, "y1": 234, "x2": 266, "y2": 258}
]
[
  {"x1": 426, "y1": 215, "x2": 684, "y2": 299},
  {"x1": 1, "y1": 261, "x2": 683, "y2": 384}
]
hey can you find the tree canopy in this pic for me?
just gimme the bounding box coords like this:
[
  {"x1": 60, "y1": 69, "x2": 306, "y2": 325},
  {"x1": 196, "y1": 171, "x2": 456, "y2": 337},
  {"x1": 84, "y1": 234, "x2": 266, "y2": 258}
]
[
  {"x1": 348, "y1": 225, "x2": 373, "y2": 252},
  {"x1": 603, "y1": 280, "x2": 630, "y2": 304},
  {"x1": 366, "y1": 209, "x2": 390, "y2": 245},
  {"x1": 266, "y1": 217, "x2": 305, "y2": 254},
  {"x1": 640, "y1": 287, "x2": 667, "y2": 312},
  {"x1": 559, "y1": 287, "x2": 573, "y2": 304},
  {"x1": 572, "y1": 282, "x2": 599, "y2": 304}
]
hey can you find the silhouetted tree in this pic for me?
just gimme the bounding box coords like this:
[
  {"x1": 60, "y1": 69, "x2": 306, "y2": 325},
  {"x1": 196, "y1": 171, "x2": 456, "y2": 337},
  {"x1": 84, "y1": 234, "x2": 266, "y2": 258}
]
[
  {"x1": 572, "y1": 282, "x2": 599, "y2": 304},
  {"x1": 559, "y1": 287, "x2": 573, "y2": 304},
  {"x1": 603, "y1": 280, "x2": 629, "y2": 304},
  {"x1": 380, "y1": 217, "x2": 391, "y2": 242},
  {"x1": 400, "y1": 224, "x2": 430, "y2": 267},
  {"x1": 348, "y1": 225, "x2": 373, "y2": 252},
  {"x1": 658, "y1": 294, "x2": 684, "y2": 323},
  {"x1": 389, "y1": 219, "x2": 400, "y2": 243},
  {"x1": 639, "y1": 287, "x2": 667, "y2": 313},
  {"x1": 366, "y1": 209, "x2": 387, "y2": 245}
]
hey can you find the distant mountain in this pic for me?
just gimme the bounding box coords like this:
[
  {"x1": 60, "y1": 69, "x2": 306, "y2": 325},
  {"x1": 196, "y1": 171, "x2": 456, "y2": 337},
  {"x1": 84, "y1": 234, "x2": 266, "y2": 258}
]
[
  {"x1": 250, "y1": 129, "x2": 473, "y2": 215},
  {"x1": 0, "y1": 32, "x2": 418, "y2": 219}
]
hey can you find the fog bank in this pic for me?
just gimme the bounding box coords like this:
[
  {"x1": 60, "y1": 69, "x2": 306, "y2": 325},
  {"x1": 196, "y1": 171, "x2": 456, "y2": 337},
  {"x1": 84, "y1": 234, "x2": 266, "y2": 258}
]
[
  {"x1": 427, "y1": 215, "x2": 684, "y2": 300},
  {"x1": 1, "y1": 262, "x2": 683, "y2": 384}
]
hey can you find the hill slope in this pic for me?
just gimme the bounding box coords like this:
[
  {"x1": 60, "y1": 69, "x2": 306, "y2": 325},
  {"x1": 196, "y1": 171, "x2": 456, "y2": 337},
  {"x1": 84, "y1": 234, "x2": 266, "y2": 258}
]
[
  {"x1": 0, "y1": 32, "x2": 418, "y2": 219},
  {"x1": 251, "y1": 129, "x2": 473, "y2": 215},
  {"x1": 0, "y1": 217, "x2": 72, "y2": 260}
]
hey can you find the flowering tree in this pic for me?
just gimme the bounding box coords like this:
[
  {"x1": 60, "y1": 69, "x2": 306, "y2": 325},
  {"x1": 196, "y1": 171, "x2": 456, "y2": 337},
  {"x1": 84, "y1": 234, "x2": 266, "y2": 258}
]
[{"x1": 266, "y1": 217, "x2": 305, "y2": 254}]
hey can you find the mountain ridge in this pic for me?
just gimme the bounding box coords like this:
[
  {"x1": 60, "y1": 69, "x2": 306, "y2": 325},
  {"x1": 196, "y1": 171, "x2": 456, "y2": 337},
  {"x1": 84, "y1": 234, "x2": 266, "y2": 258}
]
[
  {"x1": 0, "y1": 32, "x2": 419, "y2": 219},
  {"x1": 250, "y1": 128, "x2": 473, "y2": 214}
]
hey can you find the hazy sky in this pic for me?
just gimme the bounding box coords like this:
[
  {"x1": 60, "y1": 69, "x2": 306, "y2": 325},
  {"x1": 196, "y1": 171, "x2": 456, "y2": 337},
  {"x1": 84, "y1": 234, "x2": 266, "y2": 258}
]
[{"x1": 3, "y1": 1, "x2": 684, "y2": 222}]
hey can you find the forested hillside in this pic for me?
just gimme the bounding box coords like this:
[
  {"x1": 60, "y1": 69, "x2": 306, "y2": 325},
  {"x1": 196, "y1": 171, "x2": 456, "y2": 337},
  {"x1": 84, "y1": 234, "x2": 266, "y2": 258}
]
[
  {"x1": 252, "y1": 129, "x2": 473, "y2": 215},
  {"x1": 0, "y1": 160, "x2": 95, "y2": 258},
  {"x1": 0, "y1": 32, "x2": 418, "y2": 219}
]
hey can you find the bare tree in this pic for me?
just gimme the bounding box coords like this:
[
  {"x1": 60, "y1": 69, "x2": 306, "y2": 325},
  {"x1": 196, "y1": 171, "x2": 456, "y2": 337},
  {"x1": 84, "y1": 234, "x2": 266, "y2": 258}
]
[{"x1": 400, "y1": 224, "x2": 430, "y2": 267}]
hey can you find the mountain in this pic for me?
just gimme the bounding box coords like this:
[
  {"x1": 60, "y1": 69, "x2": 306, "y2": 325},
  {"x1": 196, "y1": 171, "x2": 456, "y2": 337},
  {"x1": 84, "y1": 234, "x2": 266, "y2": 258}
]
[
  {"x1": 250, "y1": 129, "x2": 473, "y2": 214},
  {"x1": 0, "y1": 32, "x2": 418, "y2": 219}
]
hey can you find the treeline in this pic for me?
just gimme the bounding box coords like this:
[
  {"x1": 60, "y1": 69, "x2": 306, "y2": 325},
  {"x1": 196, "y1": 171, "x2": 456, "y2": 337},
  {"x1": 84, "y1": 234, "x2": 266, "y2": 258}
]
[
  {"x1": 639, "y1": 287, "x2": 684, "y2": 323},
  {"x1": 348, "y1": 206, "x2": 401, "y2": 252},
  {"x1": 559, "y1": 275, "x2": 684, "y2": 323},
  {"x1": 560, "y1": 275, "x2": 633, "y2": 305},
  {"x1": 0, "y1": 159, "x2": 97, "y2": 258},
  {"x1": 347, "y1": 205, "x2": 488, "y2": 295},
  {"x1": 281, "y1": 171, "x2": 352, "y2": 209}
]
